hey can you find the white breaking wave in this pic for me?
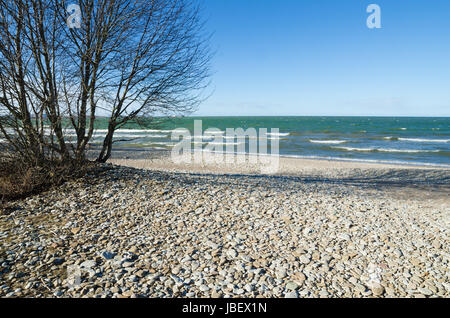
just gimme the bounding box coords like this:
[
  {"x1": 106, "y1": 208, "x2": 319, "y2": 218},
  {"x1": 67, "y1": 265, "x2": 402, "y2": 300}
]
[
  {"x1": 398, "y1": 138, "x2": 449, "y2": 143},
  {"x1": 265, "y1": 132, "x2": 290, "y2": 137},
  {"x1": 216, "y1": 135, "x2": 259, "y2": 140},
  {"x1": 208, "y1": 141, "x2": 245, "y2": 146},
  {"x1": 87, "y1": 134, "x2": 166, "y2": 138},
  {"x1": 333, "y1": 147, "x2": 375, "y2": 152},
  {"x1": 175, "y1": 135, "x2": 239, "y2": 141},
  {"x1": 333, "y1": 146, "x2": 441, "y2": 153},
  {"x1": 170, "y1": 129, "x2": 191, "y2": 134},
  {"x1": 187, "y1": 135, "x2": 258, "y2": 140},
  {"x1": 193, "y1": 141, "x2": 245, "y2": 146},
  {"x1": 204, "y1": 130, "x2": 225, "y2": 135},
  {"x1": 62, "y1": 128, "x2": 187, "y2": 134},
  {"x1": 67, "y1": 133, "x2": 168, "y2": 139},
  {"x1": 309, "y1": 139, "x2": 347, "y2": 144},
  {"x1": 114, "y1": 134, "x2": 168, "y2": 138},
  {"x1": 222, "y1": 135, "x2": 238, "y2": 140},
  {"x1": 95, "y1": 129, "x2": 161, "y2": 133}
]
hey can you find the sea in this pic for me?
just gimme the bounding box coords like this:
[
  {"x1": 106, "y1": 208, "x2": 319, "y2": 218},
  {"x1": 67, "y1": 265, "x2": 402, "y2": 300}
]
[
  {"x1": 2, "y1": 116, "x2": 449, "y2": 167},
  {"x1": 81, "y1": 116, "x2": 449, "y2": 168}
]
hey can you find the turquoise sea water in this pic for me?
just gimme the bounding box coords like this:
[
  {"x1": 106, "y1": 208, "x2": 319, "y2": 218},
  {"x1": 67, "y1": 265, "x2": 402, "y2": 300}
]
[{"x1": 82, "y1": 116, "x2": 450, "y2": 167}]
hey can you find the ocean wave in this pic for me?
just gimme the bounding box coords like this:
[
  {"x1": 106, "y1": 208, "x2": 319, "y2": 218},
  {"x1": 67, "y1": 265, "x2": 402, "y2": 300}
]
[
  {"x1": 209, "y1": 142, "x2": 245, "y2": 146},
  {"x1": 398, "y1": 138, "x2": 449, "y2": 143},
  {"x1": 309, "y1": 139, "x2": 347, "y2": 144},
  {"x1": 46, "y1": 128, "x2": 174, "y2": 135},
  {"x1": 68, "y1": 133, "x2": 169, "y2": 139},
  {"x1": 114, "y1": 134, "x2": 168, "y2": 138},
  {"x1": 93, "y1": 128, "x2": 190, "y2": 134},
  {"x1": 223, "y1": 135, "x2": 261, "y2": 140},
  {"x1": 194, "y1": 141, "x2": 245, "y2": 146},
  {"x1": 62, "y1": 128, "x2": 166, "y2": 134},
  {"x1": 171, "y1": 135, "x2": 255, "y2": 142},
  {"x1": 265, "y1": 132, "x2": 290, "y2": 137},
  {"x1": 222, "y1": 135, "x2": 237, "y2": 140},
  {"x1": 204, "y1": 130, "x2": 225, "y2": 135},
  {"x1": 97, "y1": 129, "x2": 160, "y2": 133},
  {"x1": 384, "y1": 137, "x2": 450, "y2": 143},
  {"x1": 333, "y1": 146, "x2": 441, "y2": 153}
]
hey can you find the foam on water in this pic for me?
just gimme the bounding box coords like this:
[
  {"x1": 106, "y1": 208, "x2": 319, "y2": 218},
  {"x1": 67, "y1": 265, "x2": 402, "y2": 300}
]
[
  {"x1": 398, "y1": 138, "x2": 449, "y2": 143},
  {"x1": 309, "y1": 140, "x2": 347, "y2": 144},
  {"x1": 266, "y1": 132, "x2": 290, "y2": 137},
  {"x1": 333, "y1": 146, "x2": 441, "y2": 153}
]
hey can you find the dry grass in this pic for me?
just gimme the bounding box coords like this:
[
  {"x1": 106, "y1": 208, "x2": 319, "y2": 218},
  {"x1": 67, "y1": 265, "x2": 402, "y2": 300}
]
[{"x1": 0, "y1": 157, "x2": 93, "y2": 203}]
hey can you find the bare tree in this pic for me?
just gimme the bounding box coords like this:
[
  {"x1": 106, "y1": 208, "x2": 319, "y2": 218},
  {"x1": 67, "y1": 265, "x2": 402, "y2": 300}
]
[
  {"x1": 57, "y1": 0, "x2": 211, "y2": 162},
  {"x1": 0, "y1": 0, "x2": 69, "y2": 164},
  {"x1": 0, "y1": 0, "x2": 211, "y2": 164}
]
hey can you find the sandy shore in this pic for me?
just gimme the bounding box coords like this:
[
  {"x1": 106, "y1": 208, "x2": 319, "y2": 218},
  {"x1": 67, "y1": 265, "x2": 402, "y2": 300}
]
[
  {"x1": 1, "y1": 153, "x2": 449, "y2": 298},
  {"x1": 109, "y1": 150, "x2": 450, "y2": 173},
  {"x1": 110, "y1": 151, "x2": 450, "y2": 203}
]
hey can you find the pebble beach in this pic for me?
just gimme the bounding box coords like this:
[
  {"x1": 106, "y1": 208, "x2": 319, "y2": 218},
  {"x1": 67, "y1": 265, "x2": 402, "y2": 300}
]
[{"x1": 0, "y1": 152, "x2": 449, "y2": 298}]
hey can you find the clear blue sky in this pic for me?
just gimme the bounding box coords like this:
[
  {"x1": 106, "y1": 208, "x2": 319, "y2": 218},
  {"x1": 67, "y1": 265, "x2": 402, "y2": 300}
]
[{"x1": 196, "y1": 0, "x2": 450, "y2": 116}]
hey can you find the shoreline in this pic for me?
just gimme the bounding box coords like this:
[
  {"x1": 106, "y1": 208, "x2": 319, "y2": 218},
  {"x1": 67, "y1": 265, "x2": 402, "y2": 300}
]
[
  {"x1": 104, "y1": 148, "x2": 450, "y2": 171},
  {"x1": 109, "y1": 150, "x2": 450, "y2": 175},
  {"x1": 110, "y1": 152, "x2": 450, "y2": 204}
]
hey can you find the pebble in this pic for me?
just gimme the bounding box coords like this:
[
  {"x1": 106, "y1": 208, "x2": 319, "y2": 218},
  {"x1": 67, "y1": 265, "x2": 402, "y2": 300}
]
[
  {"x1": 299, "y1": 255, "x2": 311, "y2": 264},
  {"x1": 80, "y1": 260, "x2": 96, "y2": 269},
  {"x1": 102, "y1": 251, "x2": 116, "y2": 260},
  {"x1": 285, "y1": 291, "x2": 299, "y2": 298},
  {"x1": 71, "y1": 228, "x2": 80, "y2": 235},
  {"x1": 0, "y1": 163, "x2": 447, "y2": 298},
  {"x1": 244, "y1": 284, "x2": 255, "y2": 292},
  {"x1": 286, "y1": 282, "x2": 299, "y2": 291},
  {"x1": 227, "y1": 249, "x2": 238, "y2": 258},
  {"x1": 276, "y1": 269, "x2": 287, "y2": 280},
  {"x1": 199, "y1": 285, "x2": 210, "y2": 292},
  {"x1": 371, "y1": 284, "x2": 385, "y2": 296},
  {"x1": 418, "y1": 288, "x2": 433, "y2": 296}
]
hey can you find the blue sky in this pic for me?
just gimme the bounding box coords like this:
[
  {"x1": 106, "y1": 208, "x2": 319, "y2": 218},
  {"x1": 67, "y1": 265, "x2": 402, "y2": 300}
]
[{"x1": 196, "y1": 0, "x2": 450, "y2": 116}]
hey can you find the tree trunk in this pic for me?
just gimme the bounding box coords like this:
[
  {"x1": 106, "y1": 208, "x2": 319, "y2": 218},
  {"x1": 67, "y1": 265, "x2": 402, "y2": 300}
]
[{"x1": 96, "y1": 123, "x2": 115, "y2": 163}]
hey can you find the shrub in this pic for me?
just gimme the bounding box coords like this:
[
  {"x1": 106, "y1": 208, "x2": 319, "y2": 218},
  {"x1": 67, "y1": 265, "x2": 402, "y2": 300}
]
[{"x1": 0, "y1": 157, "x2": 91, "y2": 202}]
